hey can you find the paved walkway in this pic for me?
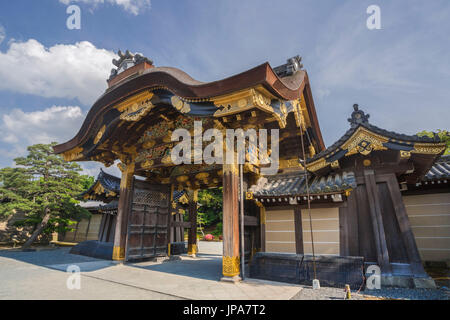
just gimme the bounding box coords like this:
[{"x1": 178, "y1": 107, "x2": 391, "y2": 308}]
[{"x1": 0, "y1": 244, "x2": 302, "y2": 300}]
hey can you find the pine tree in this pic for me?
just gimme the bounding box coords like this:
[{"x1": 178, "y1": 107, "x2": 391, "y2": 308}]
[{"x1": 0, "y1": 143, "x2": 91, "y2": 248}]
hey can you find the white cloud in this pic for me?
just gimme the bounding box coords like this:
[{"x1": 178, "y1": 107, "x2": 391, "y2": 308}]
[
  {"x1": 59, "y1": 0, "x2": 151, "y2": 15},
  {"x1": 0, "y1": 39, "x2": 115, "y2": 105},
  {"x1": 0, "y1": 105, "x2": 85, "y2": 147},
  {"x1": 0, "y1": 105, "x2": 121, "y2": 177}
]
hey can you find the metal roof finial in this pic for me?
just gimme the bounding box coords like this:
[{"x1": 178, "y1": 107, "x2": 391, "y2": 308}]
[{"x1": 348, "y1": 104, "x2": 370, "y2": 127}]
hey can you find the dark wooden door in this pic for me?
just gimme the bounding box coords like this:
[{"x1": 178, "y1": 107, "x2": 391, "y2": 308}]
[{"x1": 125, "y1": 181, "x2": 170, "y2": 261}]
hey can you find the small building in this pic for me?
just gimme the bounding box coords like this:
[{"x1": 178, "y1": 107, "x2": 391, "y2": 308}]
[{"x1": 248, "y1": 105, "x2": 448, "y2": 288}]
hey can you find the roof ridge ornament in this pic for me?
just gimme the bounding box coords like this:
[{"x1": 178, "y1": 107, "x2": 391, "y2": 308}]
[
  {"x1": 273, "y1": 55, "x2": 303, "y2": 77},
  {"x1": 348, "y1": 104, "x2": 370, "y2": 127},
  {"x1": 109, "y1": 49, "x2": 154, "y2": 81}
]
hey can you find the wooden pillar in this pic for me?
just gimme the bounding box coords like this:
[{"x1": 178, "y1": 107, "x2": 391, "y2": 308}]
[
  {"x1": 386, "y1": 174, "x2": 427, "y2": 276},
  {"x1": 257, "y1": 203, "x2": 266, "y2": 252},
  {"x1": 187, "y1": 190, "x2": 198, "y2": 256},
  {"x1": 221, "y1": 162, "x2": 241, "y2": 281},
  {"x1": 294, "y1": 205, "x2": 304, "y2": 254},
  {"x1": 363, "y1": 169, "x2": 392, "y2": 274},
  {"x1": 112, "y1": 162, "x2": 135, "y2": 261}
]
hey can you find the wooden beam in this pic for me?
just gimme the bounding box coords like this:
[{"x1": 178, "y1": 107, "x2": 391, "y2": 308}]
[
  {"x1": 259, "y1": 205, "x2": 266, "y2": 252},
  {"x1": 222, "y1": 162, "x2": 241, "y2": 280},
  {"x1": 112, "y1": 162, "x2": 135, "y2": 261},
  {"x1": 187, "y1": 200, "x2": 198, "y2": 255},
  {"x1": 294, "y1": 205, "x2": 304, "y2": 254},
  {"x1": 386, "y1": 174, "x2": 428, "y2": 276},
  {"x1": 363, "y1": 170, "x2": 392, "y2": 274}
]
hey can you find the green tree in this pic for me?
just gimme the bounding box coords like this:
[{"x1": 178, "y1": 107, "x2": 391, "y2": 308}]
[
  {"x1": 417, "y1": 130, "x2": 450, "y2": 155},
  {"x1": 0, "y1": 143, "x2": 92, "y2": 248},
  {"x1": 197, "y1": 188, "x2": 223, "y2": 235}
]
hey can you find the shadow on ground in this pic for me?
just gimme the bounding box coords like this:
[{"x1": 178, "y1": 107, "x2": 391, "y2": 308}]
[
  {"x1": 129, "y1": 254, "x2": 224, "y2": 281},
  {"x1": 0, "y1": 247, "x2": 113, "y2": 272}
]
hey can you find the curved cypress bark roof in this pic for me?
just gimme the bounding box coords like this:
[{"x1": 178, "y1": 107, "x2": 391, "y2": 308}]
[{"x1": 54, "y1": 61, "x2": 325, "y2": 155}]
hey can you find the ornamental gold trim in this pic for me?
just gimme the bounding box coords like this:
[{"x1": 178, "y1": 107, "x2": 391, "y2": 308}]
[
  {"x1": 115, "y1": 91, "x2": 154, "y2": 112},
  {"x1": 120, "y1": 100, "x2": 154, "y2": 122},
  {"x1": 119, "y1": 162, "x2": 135, "y2": 189},
  {"x1": 331, "y1": 160, "x2": 340, "y2": 169},
  {"x1": 171, "y1": 96, "x2": 191, "y2": 113},
  {"x1": 279, "y1": 158, "x2": 304, "y2": 170},
  {"x1": 306, "y1": 158, "x2": 328, "y2": 172},
  {"x1": 400, "y1": 150, "x2": 411, "y2": 159},
  {"x1": 187, "y1": 244, "x2": 198, "y2": 255},
  {"x1": 222, "y1": 256, "x2": 240, "y2": 277},
  {"x1": 411, "y1": 143, "x2": 446, "y2": 155},
  {"x1": 62, "y1": 146, "x2": 84, "y2": 161},
  {"x1": 342, "y1": 127, "x2": 389, "y2": 156},
  {"x1": 94, "y1": 125, "x2": 106, "y2": 144},
  {"x1": 112, "y1": 246, "x2": 125, "y2": 260}
]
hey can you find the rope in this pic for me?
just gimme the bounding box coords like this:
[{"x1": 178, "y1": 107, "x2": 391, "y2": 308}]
[{"x1": 299, "y1": 114, "x2": 317, "y2": 280}]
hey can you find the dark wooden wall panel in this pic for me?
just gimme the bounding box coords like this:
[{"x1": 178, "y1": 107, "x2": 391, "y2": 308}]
[{"x1": 377, "y1": 182, "x2": 409, "y2": 263}]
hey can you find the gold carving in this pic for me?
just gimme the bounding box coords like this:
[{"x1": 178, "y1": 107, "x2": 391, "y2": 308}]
[
  {"x1": 143, "y1": 140, "x2": 156, "y2": 149},
  {"x1": 291, "y1": 99, "x2": 303, "y2": 128},
  {"x1": 119, "y1": 162, "x2": 135, "y2": 189},
  {"x1": 245, "y1": 192, "x2": 253, "y2": 200},
  {"x1": 176, "y1": 175, "x2": 189, "y2": 183},
  {"x1": 141, "y1": 160, "x2": 154, "y2": 168},
  {"x1": 61, "y1": 146, "x2": 83, "y2": 161},
  {"x1": 363, "y1": 159, "x2": 371, "y2": 167},
  {"x1": 223, "y1": 256, "x2": 240, "y2": 277},
  {"x1": 331, "y1": 160, "x2": 339, "y2": 169},
  {"x1": 115, "y1": 91, "x2": 154, "y2": 112},
  {"x1": 195, "y1": 172, "x2": 209, "y2": 184},
  {"x1": 307, "y1": 158, "x2": 328, "y2": 172},
  {"x1": 342, "y1": 127, "x2": 388, "y2": 156},
  {"x1": 309, "y1": 145, "x2": 316, "y2": 157},
  {"x1": 94, "y1": 125, "x2": 106, "y2": 144},
  {"x1": 279, "y1": 158, "x2": 304, "y2": 170},
  {"x1": 171, "y1": 96, "x2": 191, "y2": 113},
  {"x1": 400, "y1": 150, "x2": 411, "y2": 159},
  {"x1": 411, "y1": 143, "x2": 446, "y2": 155},
  {"x1": 120, "y1": 100, "x2": 154, "y2": 122},
  {"x1": 161, "y1": 154, "x2": 173, "y2": 165}
]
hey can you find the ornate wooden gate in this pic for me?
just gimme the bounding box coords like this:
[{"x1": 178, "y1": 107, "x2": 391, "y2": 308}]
[{"x1": 125, "y1": 180, "x2": 170, "y2": 261}]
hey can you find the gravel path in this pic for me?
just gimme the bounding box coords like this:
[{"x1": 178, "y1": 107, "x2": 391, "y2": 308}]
[{"x1": 291, "y1": 285, "x2": 450, "y2": 300}]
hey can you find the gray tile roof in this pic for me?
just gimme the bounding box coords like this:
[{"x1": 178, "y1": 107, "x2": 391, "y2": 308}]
[
  {"x1": 307, "y1": 105, "x2": 442, "y2": 164},
  {"x1": 423, "y1": 155, "x2": 450, "y2": 181},
  {"x1": 249, "y1": 171, "x2": 356, "y2": 197}
]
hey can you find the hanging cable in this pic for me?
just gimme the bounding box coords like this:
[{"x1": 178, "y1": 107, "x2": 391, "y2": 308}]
[{"x1": 299, "y1": 113, "x2": 317, "y2": 281}]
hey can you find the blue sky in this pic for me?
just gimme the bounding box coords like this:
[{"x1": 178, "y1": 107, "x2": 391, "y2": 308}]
[{"x1": 0, "y1": 0, "x2": 449, "y2": 177}]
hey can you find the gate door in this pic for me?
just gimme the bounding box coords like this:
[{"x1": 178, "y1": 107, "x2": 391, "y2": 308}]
[{"x1": 126, "y1": 180, "x2": 170, "y2": 261}]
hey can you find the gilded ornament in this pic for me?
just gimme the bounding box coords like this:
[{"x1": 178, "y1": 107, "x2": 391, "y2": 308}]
[
  {"x1": 411, "y1": 143, "x2": 446, "y2": 155},
  {"x1": 62, "y1": 147, "x2": 84, "y2": 161},
  {"x1": 171, "y1": 96, "x2": 191, "y2": 113},
  {"x1": 94, "y1": 125, "x2": 106, "y2": 144},
  {"x1": 400, "y1": 150, "x2": 411, "y2": 159},
  {"x1": 306, "y1": 158, "x2": 328, "y2": 172},
  {"x1": 120, "y1": 100, "x2": 154, "y2": 122},
  {"x1": 343, "y1": 127, "x2": 388, "y2": 156},
  {"x1": 222, "y1": 256, "x2": 240, "y2": 277}
]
